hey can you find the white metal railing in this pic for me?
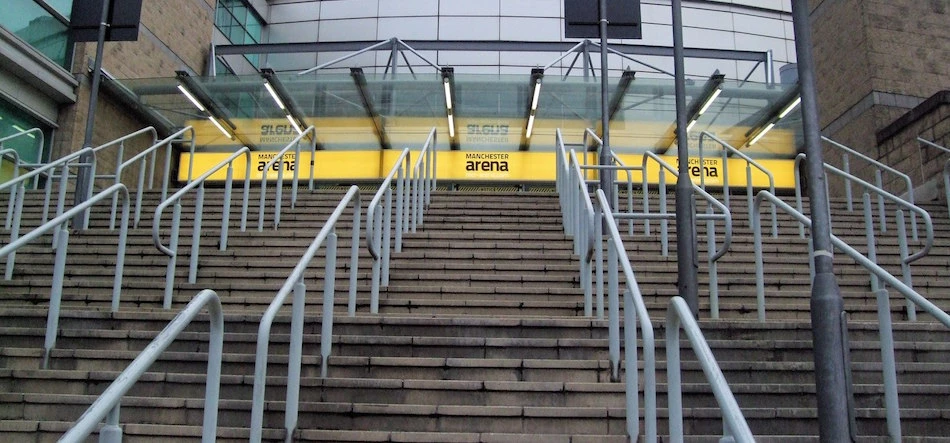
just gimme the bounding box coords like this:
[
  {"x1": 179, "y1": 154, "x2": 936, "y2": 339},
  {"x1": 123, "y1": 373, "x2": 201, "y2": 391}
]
[
  {"x1": 916, "y1": 137, "x2": 950, "y2": 217},
  {"x1": 249, "y1": 185, "x2": 362, "y2": 443},
  {"x1": 698, "y1": 130, "x2": 778, "y2": 237},
  {"x1": 794, "y1": 153, "x2": 932, "y2": 320},
  {"x1": 640, "y1": 152, "x2": 733, "y2": 318},
  {"x1": 0, "y1": 183, "x2": 130, "y2": 368},
  {"x1": 366, "y1": 128, "x2": 437, "y2": 313},
  {"x1": 822, "y1": 136, "x2": 918, "y2": 239},
  {"x1": 555, "y1": 129, "x2": 598, "y2": 317},
  {"x1": 60, "y1": 289, "x2": 224, "y2": 443},
  {"x1": 584, "y1": 129, "x2": 643, "y2": 236},
  {"x1": 257, "y1": 126, "x2": 318, "y2": 231},
  {"x1": 153, "y1": 148, "x2": 252, "y2": 309},
  {"x1": 593, "y1": 188, "x2": 657, "y2": 443},
  {"x1": 666, "y1": 296, "x2": 755, "y2": 443},
  {"x1": 0, "y1": 128, "x2": 46, "y2": 225},
  {"x1": 752, "y1": 190, "x2": 948, "y2": 441},
  {"x1": 103, "y1": 126, "x2": 196, "y2": 228},
  {"x1": 1, "y1": 148, "x2": 95, "y2": 240}
]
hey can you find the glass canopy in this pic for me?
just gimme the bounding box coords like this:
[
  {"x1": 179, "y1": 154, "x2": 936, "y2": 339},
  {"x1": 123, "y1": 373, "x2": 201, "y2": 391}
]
[{"x1": 118, "y1": 69, "x2": 802, "y2": 159}]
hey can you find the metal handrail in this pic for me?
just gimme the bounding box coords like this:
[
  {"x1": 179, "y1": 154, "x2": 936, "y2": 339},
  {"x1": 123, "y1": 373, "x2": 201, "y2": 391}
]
[
  {"x1": 794, "y1": 154, "x2": 933, "y2": 299},
  {"x1": 698, "y1": 130, "x2": 778, "y2": 237},
  {"x1": 916, "y1": 137, "x2": 950, "y2": 217},
  {"x1": 640, "y1": 151, "x2": 734, "y2": 318},
  {"x1": 1, "y1": 147, "x2": 95, "y2": 234},
  {"x1": 257, "y1": 126, "x2": 318, "y2": 231},
  {"x1": 249, "y1": 185, "x2": 362, "y2": 443},
  {"x1": 0, "y1": 127, "x2": 46, "y2": 195},
  {"x1": 0, "y1": 183, "x2": 129, "y2": 368},
  {"x1": 0, "y1": 149, "x2": 24, "y2": 229},
  {"x1": 752, "y1": 190, "x2": 949, "y2": 441},
  {"x1": 666, "y1": 296, "x2": 755, "y2": 443},
  {"x1": 109, "y1": 126, "x2": 196, "y2": 228},
  {"x1": 586, "y1": 128, "x2": 641, "y2": 236},
  {"x1": 366, "y1": 127, "x2": 437, "y2": 313},
  {"x1": 594, "y1": 189, "x2": 657, "y2": 443},
  {"x1": 408, "y1": 128, "x2": 437, "y2": 232},
  {"x1": 822, "y1": 136, "x2": 917, "y2": 239},
  {"x1": 153, "y1": 147, "x2": 253, "y2": 309},
  {"x1": 60, "y1": 289, "x2": 224, "y2": 443},
  {"x1": 555, "y1": 129, "x2": 597, "y2": 316}
]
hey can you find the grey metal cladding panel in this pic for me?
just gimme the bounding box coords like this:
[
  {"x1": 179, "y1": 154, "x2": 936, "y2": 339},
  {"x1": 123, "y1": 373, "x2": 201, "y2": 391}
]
[
  {"x1": 318, "y1": 18, "x2": 380, "y2": 42},
  {"x1": 319, "y1": 0, "x2": 380, "y2": 19},
  {"x1": 269, "y1": 2, "x2": 321, "y2": 23},
  {"x1": 500, "y1": 17, "x2": 562, "y2": 41},
  {"x1": 499, "y1": 0, "x2": 562, "y2": 18},
  {"x1": 378, "y1": 17, "x2": 439, "y2": 40},
  {"x1": 439, "y1": 1, "x2": 501, "y2": 16},
  {"x1": 269, "y1": 21, "x2": 320, "y2": 43},
  {"x1": 379, "y1": 0, "x2": 439, "y2": 16},
  {"x1": 438, "y1": 17, "x2": 500, "y2": 40}
]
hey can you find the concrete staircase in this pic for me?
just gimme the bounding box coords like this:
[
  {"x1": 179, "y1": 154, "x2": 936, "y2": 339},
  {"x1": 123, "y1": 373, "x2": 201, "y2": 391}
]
[{"x1": 0, "y1": 185, "x2": 949, "y2": 441}]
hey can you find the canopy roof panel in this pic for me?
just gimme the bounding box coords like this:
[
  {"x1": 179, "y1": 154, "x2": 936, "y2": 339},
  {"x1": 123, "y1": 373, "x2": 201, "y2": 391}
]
[{"x1": 118, "y1": 69, "x2": 801, "y2": 157}]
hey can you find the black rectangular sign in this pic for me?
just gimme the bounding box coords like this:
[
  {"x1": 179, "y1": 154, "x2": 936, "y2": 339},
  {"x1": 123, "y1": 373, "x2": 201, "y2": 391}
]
[{"x1": 565, "y1": 0, "x2": 642, "y2": 39}]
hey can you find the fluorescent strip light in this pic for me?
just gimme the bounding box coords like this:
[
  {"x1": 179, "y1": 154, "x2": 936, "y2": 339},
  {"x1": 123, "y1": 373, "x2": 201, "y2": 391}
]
[
  {"x1": 748, "y1": 122, "x2": 775, "y2": 146},
  {"x1": 177, "y1": 84, "x2": 206, "y2": 111},
  {"x1": 208, "y1": 116, "x2": 232, "y2": 139},
  {"x1": 778, "y1": 96, "x2": 802, "y2": 119},
  {"x1": 12, "y1": 125, "x2": 36, "y2": 138},
  {"x1": 697, "y1": 87, "x2": 722, "y2": 116},
  {"x1": 443, "y1": 79, "x2": 452, "y2": 110},
  {"x1": 530, "y1": 81, "x2": 542, "y2": 111},
  {"x1": 526, "y1": 114, "x2": 536, "y2": 138},
  {"x1": 264, "y1": 81, "x2": 287, "y2": 110},
  {"x1": 286, "y1": 114, "x2": 303, "y2": 135},
  {"x1": 686, "y1": 119, "x2": 697, "y2": 133},
  {"x1": 447, "y1": 114, "x2": 455, "y2": 138}
]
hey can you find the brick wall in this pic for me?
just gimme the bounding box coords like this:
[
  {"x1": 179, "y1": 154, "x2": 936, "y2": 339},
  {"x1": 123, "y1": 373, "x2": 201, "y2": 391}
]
[{"x1": 810, "y1": 0, "x2": 950, "y2": 198}]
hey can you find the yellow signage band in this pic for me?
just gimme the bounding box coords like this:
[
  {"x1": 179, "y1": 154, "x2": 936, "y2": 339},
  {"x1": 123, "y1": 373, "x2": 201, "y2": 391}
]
[{"x1": 178, "y1": 150, "x2": 797, "y2": 189}]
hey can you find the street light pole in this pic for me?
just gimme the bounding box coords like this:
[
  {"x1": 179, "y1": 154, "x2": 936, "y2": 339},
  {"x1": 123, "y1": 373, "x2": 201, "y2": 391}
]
[
  {"x1": 72, "y1": 0, "x2": 112, "y2": 229},
  {"x1": 598, "y1": 0, "x2": 614, "y2": 205},
  {"x1": 791, "y1": 1, "x2": 855, "y2": 440},
  {"x1": 671, "y1": 0, "x2": 700, "y2": 317}
]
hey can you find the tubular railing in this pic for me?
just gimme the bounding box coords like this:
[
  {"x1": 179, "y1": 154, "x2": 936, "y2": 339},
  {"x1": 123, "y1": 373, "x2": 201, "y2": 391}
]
[
  {"x1": 794, "y1": 153, "x2": 932, "y2": 320},
  {"x1": 0, "y1": 183, "x2": 130, "y2": 368},
  {"x1": 698, "y1": 130, "x2": 778, "y2": 237},
  {"x1": 60, "y1": 289, "x2": 224, "y2": 443},
  {"x1": 822, "y1": 136, "x2": 917, "y2": 239},
  {"x1": 585, "y1": 129, "x2": 642, "y2": 236},
  {"x1": 752, "y1": 190, "x2": 947, "y2": 441},
  {"x1": 1, "y1": 149, "x2": 25, "y2": 230},
  {"x1": 594, "y1": 189, "x2": 657, "y2": 443},
  {"x1": 249, "y1": 185, "x2": 362, "y2": 443},
  {"x1": 90, "y1": 127, "x2": 158, "y2": 226},
  {"x1": 555, "y1": 130, "x2": 598, "y2": 317},
  {"x1": 366, "y1": 127, "x2": 437, "y2": 313},
  {"x1": 0, "y1": 128, "x2": 46, "y2": 223},
  {"x1": 104, "y1": 127, "x2": 197, "y2": 228},
  {"x1": 153, "y1": 148, "x2": 252, "y2": 309},
  {"x1": 1, "y1": 148, "x2": 95, "y2": 238},
  {"x1": 666, "y1": 296, "x2": 755, "y2": 443},
  {"x1": 257, "y1": 126, "x2": 317, "y2": 231},
  {"x1": 640, "y1": 152, "x2": 733, "y2": 318},
  {"x1": 916, "y1": 137, "x2": 950, "y2": 217}
]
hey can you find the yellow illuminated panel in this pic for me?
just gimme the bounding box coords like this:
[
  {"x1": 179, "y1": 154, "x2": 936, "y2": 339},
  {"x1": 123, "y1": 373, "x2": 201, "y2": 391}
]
[{"x1": 179, "y1": 149, "x2": 796, "y2": 189}]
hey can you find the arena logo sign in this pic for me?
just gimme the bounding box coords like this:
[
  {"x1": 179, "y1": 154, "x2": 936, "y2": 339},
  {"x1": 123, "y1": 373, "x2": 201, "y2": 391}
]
[{"x1": 464, "y1": 153, "x2": 510, "y2": 174}]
